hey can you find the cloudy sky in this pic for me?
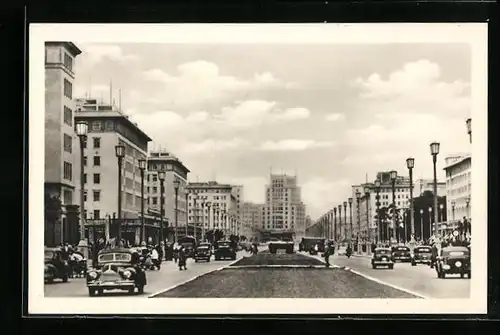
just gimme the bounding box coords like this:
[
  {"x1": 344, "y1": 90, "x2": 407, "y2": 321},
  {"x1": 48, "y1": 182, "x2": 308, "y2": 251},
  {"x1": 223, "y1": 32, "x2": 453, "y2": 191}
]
[{"x1": 73, "y1": 42, "x2": 471, "y2": 219}]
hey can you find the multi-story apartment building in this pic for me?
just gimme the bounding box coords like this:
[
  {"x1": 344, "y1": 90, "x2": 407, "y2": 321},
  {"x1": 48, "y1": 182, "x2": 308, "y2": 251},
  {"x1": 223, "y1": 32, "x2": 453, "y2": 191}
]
[
  {"x1": 186, "y1": 181, "x2": 239, "y2": 240},
  {"x1": 231, "y1": 185, "x2": 244, "y2": 228},
  {"x1": 261, "y1": 174, "x2": 306, "y2": 241},
  {"x1": 444, "y1": 154, "x2": 471, "y2": 231},
  {"x1": 241, "y1": 202, "x2": 263, "y2": 239},
  {"x1": 414, "y1": 178, "x2": 446, "y2": 197},
  {"x1": 147, "y1": 151, "x2": 190, "y2": 242},
  {"x1": 74, "y1": 98, "x2": 152, "y2": 245},
  {"x1": 44, "y1": 41, "x2": 82, "y2": 246}
]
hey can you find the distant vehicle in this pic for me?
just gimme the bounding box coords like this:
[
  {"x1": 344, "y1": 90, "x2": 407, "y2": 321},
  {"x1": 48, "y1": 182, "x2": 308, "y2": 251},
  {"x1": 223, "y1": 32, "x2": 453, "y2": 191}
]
[
  {"x1": 435, "y1": 246, "x2": 471, "y2": 279},
  {"x1": 86, "y1": 248, "x2": 147, "y2": 296},
  {"x1": 371, "y1": 247, "x2": 394, "y2": 269},
  {"x1": 44, "y1": 248, "x2": 71, "y2": 283},
  {"x1": 268, "y1": 237, "x2": 294, "y2": 254},
  {"x1": 299, "y1": 237, "x2": 326, "y2": 254},
  {"x1": 194, "y1": 245, "x2": 211, "y2": 262},
  {"x1": 411, "y1": 246, "x2": 432, "y2": 266},
  {"x1": 178, "y1": 236, "x2": 197, "y2": 258},
  {"x1": 392, "y1": 245, "x2": 411, "y2": 262},
  {"x1": 214, "y1": 240, "x2": 237, "y2": 260}
]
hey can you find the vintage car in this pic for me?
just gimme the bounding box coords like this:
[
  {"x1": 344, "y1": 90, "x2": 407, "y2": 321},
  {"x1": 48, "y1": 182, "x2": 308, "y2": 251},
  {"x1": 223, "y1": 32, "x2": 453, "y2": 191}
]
[
  {"x1": 392, "y1": 245, "x2": 411, "y2": 262},
  {"x1": 86, "y1": 248, "x2": 147, "y2": 296},
  {"x1": 194, "y1": 244, "x2": 211, "y2": 262},
  {"x1": 178, "y1": 236, "x2": 197, "y2": 258},
  {"x1": 44, "y1": 247, "x2": 71, "y2": 283},
  {"x1": 214, "y1": 240, "x2": 237, "y2": 260},
  {"x1": 269, "y1": 237, "x2": 294, "y2": 254},
  {"x1": 435, "y1": 246, "x2": 471, "y2": 279},
  {"x1": 411, "y1": 246, "x2": 433, "y2": 266},
  {"x1": 299, "y1": 237, "x2": 325, "y2": 253},
  {"x1": 371, "y1": 247, "x2": 394, "y2": 269}
]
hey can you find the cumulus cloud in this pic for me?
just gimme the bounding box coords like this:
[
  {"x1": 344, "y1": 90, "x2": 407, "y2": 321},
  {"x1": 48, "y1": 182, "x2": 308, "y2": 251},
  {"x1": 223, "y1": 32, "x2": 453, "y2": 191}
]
[
  {"x1": 259, "y1": 139, "x2": 335, "y2": 151},
  {"x1": 325, "y1": 113, "x2": 346, "y2": 122},
  {"x1": 179, "y1": 138, "x2": 251, "y2": 155},
  {"x1": 78, "y1": 44, "x2": 138, "y2": 66},
  {"x1": 141, "y1": 61, "x2": 294, "y2": 108}
]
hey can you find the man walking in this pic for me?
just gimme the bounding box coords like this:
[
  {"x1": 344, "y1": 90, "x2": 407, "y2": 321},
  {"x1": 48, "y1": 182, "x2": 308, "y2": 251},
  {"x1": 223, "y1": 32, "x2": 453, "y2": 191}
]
[
  {"x1": 150, "y1": 245, "x2": 160, "y2": 270},
  {"x1": 178, "y1": 246, "x2": 187, "y2": 271}
]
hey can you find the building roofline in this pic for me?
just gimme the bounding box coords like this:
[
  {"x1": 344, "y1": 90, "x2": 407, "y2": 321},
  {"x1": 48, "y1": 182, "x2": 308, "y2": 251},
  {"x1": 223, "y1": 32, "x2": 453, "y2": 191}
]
[
  {"x1": 443, "y1": 156, "x2": 471, "y2": 171},
  {"x1": 147, "y1": 155, "x2": 191, "y2": 174},
  {"x1": 45, "y1": 42, "x2": 82, "y2": 56},
  {"x1": 75, "y1": 113, "x2": 153, "y2": 142}
]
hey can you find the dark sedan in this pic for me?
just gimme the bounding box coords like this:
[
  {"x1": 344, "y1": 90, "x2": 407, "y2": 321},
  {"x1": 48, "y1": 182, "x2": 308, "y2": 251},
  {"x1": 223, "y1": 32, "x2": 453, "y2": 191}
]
[
  {"x1": 435, "y1": 246, "x2": 471, "y2": 279},
  {"x1": 392, "y1": 246, "x2": 411, "y2": 262},
  {"x1": 411, "y1": 246, "x2": 432, "y2": 266}
]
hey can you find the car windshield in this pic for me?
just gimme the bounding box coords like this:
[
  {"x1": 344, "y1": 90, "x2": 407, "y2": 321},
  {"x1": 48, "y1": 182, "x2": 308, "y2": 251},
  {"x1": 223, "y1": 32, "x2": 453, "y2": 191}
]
[
  {"x1": 415, "y1": 247, "x2": 432, "y2": 253},
  {"x1": 197, "y1": 246, "x2": 209, "y2": 250},
  {"x1": 396, "y1": 247, "x2": 409, "y2": 251},
  {"x1": 443, "y1": 250, "x2": 468, "y2": 257},
  {"x1": 98, "y1": 252, "x2": 131, "y2": 263},
  {"x1": 44, "y1": 250, "x2": 55, "y2": 258},
  {"x1": 218, "y1": 242, "x2": 230, "y2": 247},
  {"x1": 375, "y1": 249, "x2": 391, "y2": 255}
]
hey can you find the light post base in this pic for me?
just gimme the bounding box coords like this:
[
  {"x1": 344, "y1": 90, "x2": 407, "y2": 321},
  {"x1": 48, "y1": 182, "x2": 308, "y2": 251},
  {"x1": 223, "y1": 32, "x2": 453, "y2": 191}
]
[{"x1": 77, "y1": 239, "x2": 89, "y2": 260}]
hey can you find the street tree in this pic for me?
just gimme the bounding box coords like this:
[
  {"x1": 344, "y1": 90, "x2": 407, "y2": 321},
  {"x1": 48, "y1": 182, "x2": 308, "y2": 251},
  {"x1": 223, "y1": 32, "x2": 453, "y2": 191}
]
[{"x1": 45, "y1": 193, "x2": 62, "y2": 246}]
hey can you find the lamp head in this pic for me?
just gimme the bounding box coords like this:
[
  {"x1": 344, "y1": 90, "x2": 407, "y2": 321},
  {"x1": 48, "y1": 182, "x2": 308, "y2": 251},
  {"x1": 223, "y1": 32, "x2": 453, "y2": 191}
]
[
  {"x1": 75, "y1": 121, "x2": 88, "y2": 136},
  {"x1": 374, "y1": 179, "x2": 381, "y2": 188},
  {"x1": 355, "y1": 190, "x2": 361, "y2": 198},
  {"x1": 390, "y1": 170, "x2": 397, "y2": 180},
  {"x1": 364, "y1": 186, "x2": 370, "y2": 195},
  {"x1": 348, "y1": 197, "x2": 353, "y2": 204},
  {"x1": 173, "y1": 179, "x2": 180, "y2": 190},
  {"x1": 158, "y1": 171, "x2": 166, "y2": 181},
  {"x1": 430, "y1": 142, "x2": 440, "y2": 155},
  {"x1": 466, "y1": 118, "x2": 471, "y2": 134},
  {"x1": 343, "y1": 201, "x2": 347, "y2": 207},
  {"x1": 138, "y1": 158, "x2": 147, "y2": 170},
  {"x1": 406, "y1": 157, "x2": 415, "y2": 169},
  {"x1": 115, "y1": 144, "x2": 125, "y2": 158}
]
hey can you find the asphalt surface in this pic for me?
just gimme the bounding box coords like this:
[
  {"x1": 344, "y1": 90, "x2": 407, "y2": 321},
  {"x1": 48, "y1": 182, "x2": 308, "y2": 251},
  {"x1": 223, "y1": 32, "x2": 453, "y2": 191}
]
[{"x1": 154, "y1": 251, "x2": 419, "y2": 298}]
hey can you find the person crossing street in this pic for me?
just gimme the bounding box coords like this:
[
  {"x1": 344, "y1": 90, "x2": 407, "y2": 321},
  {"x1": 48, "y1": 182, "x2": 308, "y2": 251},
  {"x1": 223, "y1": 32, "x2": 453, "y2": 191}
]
[{"x1": 178, "y1": 246, "x2": 187, "y2": 271}]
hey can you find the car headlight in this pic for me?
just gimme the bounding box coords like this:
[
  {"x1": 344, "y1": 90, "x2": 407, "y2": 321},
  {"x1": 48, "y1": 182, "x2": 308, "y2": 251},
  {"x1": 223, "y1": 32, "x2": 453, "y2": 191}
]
[
  {"x1": 455, "y1": 261, "x2": 462, "y2": 268},
  {"x1": 88, "y1": 271, "x2": 98, "y2": 280},
  {"x1": 122, "y1": 270, "x2": 132, "y2": 279}
]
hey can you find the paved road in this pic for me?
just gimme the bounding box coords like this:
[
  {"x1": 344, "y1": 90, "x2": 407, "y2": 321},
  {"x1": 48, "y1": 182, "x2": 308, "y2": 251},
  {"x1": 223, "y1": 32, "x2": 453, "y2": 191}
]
[
  {"x1": 44, "y1": 252, "x2": 249, "y2": 298},
  {"x1": 327, "y1": 253, "x2": 471, "y2": 299},
  {"x1": 154, "y1": 251, "x2": 419, "y2": 298}
]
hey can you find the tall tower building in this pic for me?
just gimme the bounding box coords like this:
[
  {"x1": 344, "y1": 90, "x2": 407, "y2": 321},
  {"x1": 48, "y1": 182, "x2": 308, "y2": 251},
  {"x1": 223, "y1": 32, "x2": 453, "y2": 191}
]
[
  {"x1": 44, "y1": 41, "x2": 82, "y2": 246},
  {"x1": 262, "y1": 173, "x2": 306, "y2": 241}
]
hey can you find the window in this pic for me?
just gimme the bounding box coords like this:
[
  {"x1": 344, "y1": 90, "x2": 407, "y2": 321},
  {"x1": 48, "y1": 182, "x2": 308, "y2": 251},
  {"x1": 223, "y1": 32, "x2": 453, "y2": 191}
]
[
  {"x1": 63, "y1": 106, "x2": 72, "y2": 126},
  {"x1": 83, "y1": 156, "x2": 87, "y2": 166},
  {"x1": 93, "y1": 190, "x2": 101, "y2": 202},
  {"x1": 63, "y1": 134, "x2": 72, "y2": 153},
  {"x1": 93, "y1": 210, "x2": 100, "y2": 220},
  {"x1": 64, "y1": 53, "x2": 73, "y2": 71},
  {"x1": 93, "y1": 173, "x2": 100, "y2": 184},
  {"x1": 91, "y1": 121, "x2": 102, "y2": 132},
  {"x1": 63, "y1": 79, "x2": 72, "y2": 99},
  {"x1": 83, "y1": 190, "x2": 87, "y2": 202},
  {"x1": 63, "y1": 190, "x2": 73, "y2": 205},
  {"x1": 105, "y1": 120, "x2": 114, "y2": 131},
  {"x1": 93, "y1": 156, "x2": 101, "y2": 166},
  {"x1": 63, "y1": 161, "x2": 72, "y2": 181},
  {"x1": 153, "y1": 187, "x2": 157, "y2": 193},
  {"x1": 93, "y1": 137, "x2": 101, "y2": 148},
  {"x1": 152, "y1": 197, "x2": 158, "y2": 205},
  {"x1": 83, "y1": 173, "x2": 87, "y2": 184}
]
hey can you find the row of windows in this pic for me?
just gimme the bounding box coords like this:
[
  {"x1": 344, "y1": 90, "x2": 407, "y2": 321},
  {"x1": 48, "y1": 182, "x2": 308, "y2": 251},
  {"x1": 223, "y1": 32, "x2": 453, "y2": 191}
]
[
  {"x1": 83, "y1": 156, "x2": 101, "y2": 166},
  {"x1": 83, "y1": 190, "x2": 101, "y2": 202},
  {"x1": 83, "y1": 173, "x2": 101, "y2": 184},
  {"x1": 80, "y1": 137, "x2": 101, "y2": 149}
]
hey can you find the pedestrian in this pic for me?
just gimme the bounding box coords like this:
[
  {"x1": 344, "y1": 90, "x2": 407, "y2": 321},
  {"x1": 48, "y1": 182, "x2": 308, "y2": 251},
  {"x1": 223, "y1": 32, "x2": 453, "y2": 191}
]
[
  {"x1": 173, "y1": 242, "x2": 179, "y2": 263},
  {"x1": 150, "y1": 246, "x2": 160, "y2": 270},
  {"x1": 157, "y1": 244, "x2": 164, "y2": 263},
  {"x1": 324, "y1": 243, "x2": 330, "y2": 267},
  {"x1": 178, "y1": 246, "x2": 187, "y2": 271}
]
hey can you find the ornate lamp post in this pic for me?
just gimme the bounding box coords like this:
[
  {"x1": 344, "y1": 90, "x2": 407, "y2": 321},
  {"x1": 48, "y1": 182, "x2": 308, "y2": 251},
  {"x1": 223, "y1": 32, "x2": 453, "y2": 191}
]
[
  {"x1": 75, "y1": 121, "x2": 88, "y2": 253},
  {"x1": 115, "y1": 144, "x2": 125, "y2": 246},
  {"x1": 158, "y1": 171, "x2": 166, "y2": 245},
  {"x1": 406, "y1": 157, "x2": 415, "y2": 238},
  {"x1": 390, "y1": 170, "x2": 397, "y2": 244},
  {"x1": 185, "y1": 189, "x2": 189, "y2": 237},
  {"x1": 138, "y1": 158, "x2": 147, "y2": 246},
  {"x1": 173, "y1": 179, "x2": 180, "y2": 242},
  {"x1": 430, "y1": 141, "x2": 440, "y2": 237},
  {"x1": 451, "y1": 200, "x2": 456, "y2": 222},
  {"x1": 374, "y1": 179, "x2": 381, "y2": 243},
  {"x1": 419, "y1": 209, "x2": 424, "y2": 241},
  {"x1": 439, "y1": 203, "x2": 444, "y2": 223},
  {"x1": 466, "y1": 118, "x2": 472, "y2": 143},
  {"x1": 198, "y1": 196, "x2": 205, "y2": 241},
  {"x1": 348, "y1": 198, "x2": 353, "y2": 242},
  {"x1": 338, "y1": 204, "x2": 343, "y2": 242},
  {"x1": 355, "y1": 190, "x2": 361, "y2": 251},
  {"x1": 428, "y1": 206, "x2": 433, "y2": 241},
  {"x1": 363, "y1": 187, "x2": 371, "y2": 244},
  {"x1": 343, "y1": 201, "x2": 347, "y2": 240},
  {"x1": 465, "y1": 196, "x2": 470, "y2": 220},
  {"x1": 333, "y1": 207, "x2": 337, "y2": 242}
]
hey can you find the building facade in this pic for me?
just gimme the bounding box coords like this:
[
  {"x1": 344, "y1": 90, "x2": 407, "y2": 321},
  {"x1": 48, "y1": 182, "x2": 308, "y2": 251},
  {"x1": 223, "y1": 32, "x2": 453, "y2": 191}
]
[
  {"x1": 74, "y1": 98, "x2": 152, "y2": 245},
  {"x1": 44, "y1": 41, "x2": 82, "y2": 246},
  {"x1": 261, "y1": 174, "x2": 306, "y2": 241},
  {"x1": 186, "y1": 181, "x2": 240, "y2": 240},
  {"x1": 444, "y1": 154, "x2": 471, "y2": 231},
  {"x1": 241, "y1": 202, "x2": 263, "y2": 240},
  {"x1": 147, "y1": 151, "x2": 190, "y2": 242},
  {"x1": 414, "y1": 178, "x2": 446, "y2": 197}
]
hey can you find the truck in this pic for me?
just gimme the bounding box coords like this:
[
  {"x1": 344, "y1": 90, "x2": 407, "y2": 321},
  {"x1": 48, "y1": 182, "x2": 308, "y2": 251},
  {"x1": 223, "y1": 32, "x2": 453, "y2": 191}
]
[{"x1": 268, "y1": 237, "x2": 294, "y2": 254}]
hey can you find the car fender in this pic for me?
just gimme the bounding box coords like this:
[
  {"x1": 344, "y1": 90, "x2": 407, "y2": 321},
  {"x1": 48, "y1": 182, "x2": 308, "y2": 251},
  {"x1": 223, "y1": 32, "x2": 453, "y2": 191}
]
[{"x1": 45, "y1": 263, "x2": 56, "y2": 275}]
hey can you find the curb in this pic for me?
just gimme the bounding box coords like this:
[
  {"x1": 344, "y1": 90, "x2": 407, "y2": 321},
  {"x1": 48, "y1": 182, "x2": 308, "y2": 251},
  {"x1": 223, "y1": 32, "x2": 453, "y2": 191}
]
[
  {"x1": 148, "y1": 253, "x2": 246, "y2": 298},
  {"x1": 229, "y1": 264, "x2": 342, "y2": 269}
]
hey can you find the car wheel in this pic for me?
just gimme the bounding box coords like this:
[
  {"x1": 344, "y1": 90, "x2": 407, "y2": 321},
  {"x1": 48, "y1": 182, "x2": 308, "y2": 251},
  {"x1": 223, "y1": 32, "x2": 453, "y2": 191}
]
[
  {"x1": 195, "y1": 259, "x2": 199, "y2": 263},
  {"x1": 47, "y1": 277, "x2": 54, "y2": 284},
  {"x1": 137, "y1": 285, "x2": 144, "y2": 294},
  {"x1": 411, "y1": 261, "x2": 416, "y2": 266},
  {"x1": 372, "y1": 264, "x2": 376, "y2": 269},
  {"x1": 88, "y1": 288, "x2": 96, "y2": 297},
  {"x1": 467, "y1": 271, "x2": 471, "y2": 279},
  {"x1": 460, "y1": 272, "x2": 465, "y2": 278},
  {"x1": 97, "y1": 289, "x2": 104, "y2": 295},
  {"x1": 388, "y1": 264, "x2": 394, "y2": 270},
  {"x1": 128, "y1": 287, "x2": 135, "y2": 294},
  {"x1": 207, "y1": 258, "x2": 211, "y2": 262},
  {"x1": 62, "y1": 274, "x2": 69, "y2": 283}
]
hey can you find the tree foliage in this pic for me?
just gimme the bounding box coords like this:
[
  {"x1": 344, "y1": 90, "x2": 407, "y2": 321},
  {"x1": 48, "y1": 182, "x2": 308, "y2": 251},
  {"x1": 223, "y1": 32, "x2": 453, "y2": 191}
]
[{"x1": 45, "y1": 193, "x2": 62, "y2": 224}]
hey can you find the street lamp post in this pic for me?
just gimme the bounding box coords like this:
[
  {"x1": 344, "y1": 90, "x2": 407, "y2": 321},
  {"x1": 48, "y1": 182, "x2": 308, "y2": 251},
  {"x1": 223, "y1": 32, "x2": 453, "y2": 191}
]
[
  {"x1": 206, "y1": 201, "x2": 212, "y2": 239},
  {"x1": 466, "y1": 118, "x2": 472, "y2": 143},
  {"x1": 76, "y1": 121, "x2": 88, "y2": 254},
  {"x1": 138, "y1": 159, "x2": 147, "y2": 246},
  {"x1": 348, "y1": 198, "x2": 353, "y2": 242},
  {"x1": 374, "y1": 179, "x2": 381, "y2": 243},
  {"x1": 173, "y1": 179, "x2": 180, "y2": 243},
  {"x1": 428, "y1": 206, "x2": 433, "y2": 241},
  {"x1": 199, "y1": 197, "x2": 205, "y2": 241},
  {"x1": 430, "y1": 141, "x2": 440, "y2": 237},
  {"x1": 439, "y1": 203, "x2": 444, "y2": 223},
  {"x1": 406, "y1": 157, "x2": 415, "y2": 238},
  {"x1": 355, "y1": 190, "x2": 361, "y2": 250},
  {"x1": 363, "y1": 188, "x2": 370, "y2": 244},
  {"x1": 333, "y1": 207, "x2": 337, "y2": 242},
  {"x1": 390, "y1": 170, "x2": 397, "y2": 244},
  {"x1": 115, "y1": 144, "x2": 125, "y2": 246},
  {"x1": 419, "y1": 209, "x2": 424, "y2": 241},
  {"x1": 465, "y1": 196, "x2": 470, "y2": 220},
  {"x1": 451, "y1": 200, "x2": 456, "y2": 222},
  {"x1": 158, "y1": 171, "x2": 166, "y2": 245},
  {"x1": 343, "y1": 202, "x2": 347, "y2": 241},
  {"x1": 338, "y1": 204, "x2": 343, "y2": 242},
  {"x1": 185, "y1": 190, "x2": 189, "y2": 237}
]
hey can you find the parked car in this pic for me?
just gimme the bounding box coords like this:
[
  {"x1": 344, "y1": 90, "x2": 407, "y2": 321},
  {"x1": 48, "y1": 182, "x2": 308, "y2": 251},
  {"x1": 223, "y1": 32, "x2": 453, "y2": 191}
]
[
  {"x1": 44, "y1": 247, "x2": 71, "y2": 283},
  {"x1": 299, "y1": 237, "x2": 325, "y2": 253},
  {"x1": 435, "y1": 246, "x2": 471, "y2": 279},
  {"x1": 392, "y1": 245, "x2": 411, "y2": 262},
  {"x1": 411, "y1": 246, "x2": 432, "y2": 266},
  {"x1": 371, "y1": 247, "x2": 394, "y2": 269},
  {"x1": 86, "y1": 248, "x2": 147, "y2": 296},
  {"x1": 214, "y1": 240, "x2": 236, "y2": 260},
  {"x1": 194, "y1": 245, "x2": 211, "y2": 262}
]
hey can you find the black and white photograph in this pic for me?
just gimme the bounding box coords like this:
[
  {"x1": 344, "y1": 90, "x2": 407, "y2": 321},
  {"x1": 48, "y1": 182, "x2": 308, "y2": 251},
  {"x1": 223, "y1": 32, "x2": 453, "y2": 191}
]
[{"x1": 29, "y1": 23, "x2": 487, "y2": 314}]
